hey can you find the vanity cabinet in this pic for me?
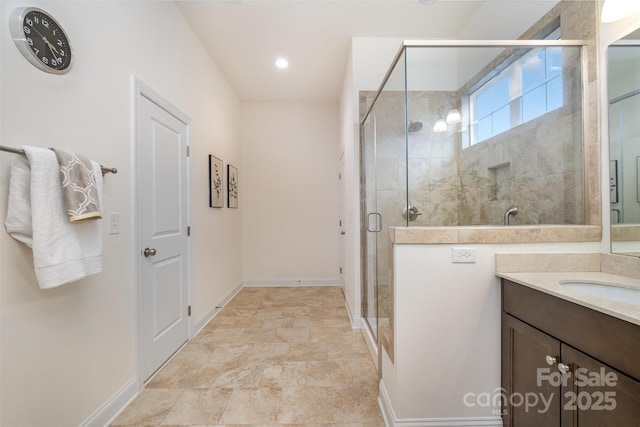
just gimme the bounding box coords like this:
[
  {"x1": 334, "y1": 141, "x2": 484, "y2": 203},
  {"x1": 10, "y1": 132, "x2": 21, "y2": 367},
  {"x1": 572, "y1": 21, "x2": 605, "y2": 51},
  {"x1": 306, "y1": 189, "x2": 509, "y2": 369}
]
[{"x1": 501, "y1": 279, "x2": 640, "y2": 427}]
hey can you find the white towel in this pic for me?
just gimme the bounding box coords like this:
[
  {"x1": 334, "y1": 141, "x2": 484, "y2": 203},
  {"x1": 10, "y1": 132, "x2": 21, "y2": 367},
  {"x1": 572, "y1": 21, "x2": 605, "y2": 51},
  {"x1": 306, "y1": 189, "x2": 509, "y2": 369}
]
[{"x1": 5, "y1": 146, "x2": 103, "y2": 289}]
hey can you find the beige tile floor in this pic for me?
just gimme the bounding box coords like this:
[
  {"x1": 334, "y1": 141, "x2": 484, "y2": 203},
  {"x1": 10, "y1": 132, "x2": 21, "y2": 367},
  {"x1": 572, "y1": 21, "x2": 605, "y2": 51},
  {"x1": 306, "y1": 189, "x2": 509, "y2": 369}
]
[{"x1": 111, "y1": 286, "x2": 384, "y2": 426}]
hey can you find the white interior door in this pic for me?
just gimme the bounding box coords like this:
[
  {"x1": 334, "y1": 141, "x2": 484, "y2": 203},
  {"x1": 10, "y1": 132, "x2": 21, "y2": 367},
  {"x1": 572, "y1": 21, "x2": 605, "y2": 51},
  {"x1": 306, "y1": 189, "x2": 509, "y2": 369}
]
[{"x1": 138, "y1": 91, "x2": 190, "y2": 381}]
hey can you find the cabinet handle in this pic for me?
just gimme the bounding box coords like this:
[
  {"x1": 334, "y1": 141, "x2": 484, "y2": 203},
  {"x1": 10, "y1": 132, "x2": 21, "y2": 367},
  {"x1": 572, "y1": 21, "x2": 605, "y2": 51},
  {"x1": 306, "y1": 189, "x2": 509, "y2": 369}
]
[
  {"x1": 558, "y1": 363, "x2": 571, "y2": 374},
  {"x1": 545, "y1": 355, "x2": 557, "y2": 365}
]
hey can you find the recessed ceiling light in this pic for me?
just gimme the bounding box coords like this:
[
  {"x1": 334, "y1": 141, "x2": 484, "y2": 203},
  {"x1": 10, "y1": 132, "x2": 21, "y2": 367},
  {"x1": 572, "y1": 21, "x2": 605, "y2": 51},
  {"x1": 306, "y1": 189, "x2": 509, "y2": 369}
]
[
  {"x1": 275, "y1": 58, "x2": 289, "y2": 69},
  {"x1": 419, "y1": 0, "x2": 438, "y2": 4}
]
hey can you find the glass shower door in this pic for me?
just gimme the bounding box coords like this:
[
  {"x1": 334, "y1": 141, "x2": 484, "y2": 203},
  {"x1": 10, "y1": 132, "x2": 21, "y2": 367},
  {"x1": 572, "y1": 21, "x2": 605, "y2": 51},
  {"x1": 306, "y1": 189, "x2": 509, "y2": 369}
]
[
  {"x1": 362, "y1": 109, "x2": 380, "y2": 339},
  {"x1": 361, "y1": 50, "x2": 408, "y2": 342}
]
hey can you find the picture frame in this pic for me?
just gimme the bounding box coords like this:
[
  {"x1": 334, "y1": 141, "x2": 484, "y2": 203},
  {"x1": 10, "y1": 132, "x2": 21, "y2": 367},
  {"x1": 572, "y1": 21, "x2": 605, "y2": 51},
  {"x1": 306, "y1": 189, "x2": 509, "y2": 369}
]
[
  {"x1": 227, "y1": 164, "x2": 238, "y2": 208},
  {"x1": 610, "y1": 160, "x2": 618, "y2": 204},
  {"x1": 637, "y1": 156, "x2": 640, "y2": 203},
  {"x1": 208, "y1": 155, "x2": 224, "y2": 208}
]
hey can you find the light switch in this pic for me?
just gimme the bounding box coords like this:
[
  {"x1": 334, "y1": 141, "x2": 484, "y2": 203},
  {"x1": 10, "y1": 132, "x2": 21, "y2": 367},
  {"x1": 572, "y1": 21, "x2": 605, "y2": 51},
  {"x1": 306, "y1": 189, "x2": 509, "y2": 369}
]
[{"x1": 109, "y1": 213, "x2": 120, "y2": 235}]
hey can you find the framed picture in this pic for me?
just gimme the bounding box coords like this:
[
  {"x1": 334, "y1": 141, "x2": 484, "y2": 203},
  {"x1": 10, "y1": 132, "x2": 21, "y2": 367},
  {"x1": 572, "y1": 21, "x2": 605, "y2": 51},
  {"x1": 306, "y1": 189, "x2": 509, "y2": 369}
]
[
  {"x1": 610, "y1": 160, "x2": 618, "y2": 204},
  {"x1": 227, "y1": 164, "x2": 238, "y2": 208},
  {"x1": 637, "y1": 156, "x2": 640, "y2": 203},
  {"x1": 209, "y1": 155, "x2": 224, "y2": 208}
]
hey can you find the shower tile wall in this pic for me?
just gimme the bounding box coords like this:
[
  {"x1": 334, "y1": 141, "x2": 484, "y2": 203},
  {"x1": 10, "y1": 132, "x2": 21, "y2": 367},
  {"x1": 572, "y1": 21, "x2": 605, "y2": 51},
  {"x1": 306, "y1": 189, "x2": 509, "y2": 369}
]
[{"x1": 457, "y1": 106, "x2": 584, "y2": 225}]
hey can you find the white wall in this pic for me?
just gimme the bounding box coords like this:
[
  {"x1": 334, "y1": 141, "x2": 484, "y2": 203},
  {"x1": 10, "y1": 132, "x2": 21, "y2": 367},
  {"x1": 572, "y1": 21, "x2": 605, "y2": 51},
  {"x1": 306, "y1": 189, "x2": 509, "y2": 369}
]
[
  {"x1": 382, "y1": 242, "x2": 600, "y2": 422},
  {"x1": 0, "y1": 1, "x2": 242, "y2": 425},
  {"x1": 240, "y1": 102, "x2": 340, "y2": 285}
]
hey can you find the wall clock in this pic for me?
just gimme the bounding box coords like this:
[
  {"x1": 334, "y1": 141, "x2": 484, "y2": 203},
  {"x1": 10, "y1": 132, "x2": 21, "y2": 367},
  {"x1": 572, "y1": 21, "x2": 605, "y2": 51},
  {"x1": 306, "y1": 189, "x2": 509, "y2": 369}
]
[{"x1": 9, "y1": 7, "x2": 73, "y2": 74}]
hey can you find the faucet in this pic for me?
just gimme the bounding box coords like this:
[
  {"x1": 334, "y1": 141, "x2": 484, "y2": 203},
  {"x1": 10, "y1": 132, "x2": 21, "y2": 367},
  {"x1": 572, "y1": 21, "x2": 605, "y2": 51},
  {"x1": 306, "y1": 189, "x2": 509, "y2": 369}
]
[{"x1": 504, "y1": 206, "x2": 518, "y2": 225}]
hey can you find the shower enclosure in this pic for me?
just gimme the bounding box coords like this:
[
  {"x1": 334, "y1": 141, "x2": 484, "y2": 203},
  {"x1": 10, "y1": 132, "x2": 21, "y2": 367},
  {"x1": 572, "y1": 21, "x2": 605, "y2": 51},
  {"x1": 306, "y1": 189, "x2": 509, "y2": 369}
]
[{"x1": 361, "y1": 40, "x2": 587, "y2": 342}]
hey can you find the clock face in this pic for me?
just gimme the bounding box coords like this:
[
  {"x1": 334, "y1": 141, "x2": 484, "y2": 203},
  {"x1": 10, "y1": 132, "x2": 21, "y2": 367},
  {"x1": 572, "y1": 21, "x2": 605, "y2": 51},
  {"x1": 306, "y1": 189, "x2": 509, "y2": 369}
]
[{"x1": 9, "y1": 7, "x2": 73, "y2": 74}]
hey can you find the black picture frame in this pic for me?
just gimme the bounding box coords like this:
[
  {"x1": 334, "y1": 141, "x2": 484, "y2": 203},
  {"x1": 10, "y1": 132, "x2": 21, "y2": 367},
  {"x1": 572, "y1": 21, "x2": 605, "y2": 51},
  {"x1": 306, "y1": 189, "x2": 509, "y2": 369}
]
[
  {"x1": 209, "y1": 155, "x2": 224, "y2": 208},
  {"x1": 227, "y1": 164, "x2": 238, "y2": 208}
]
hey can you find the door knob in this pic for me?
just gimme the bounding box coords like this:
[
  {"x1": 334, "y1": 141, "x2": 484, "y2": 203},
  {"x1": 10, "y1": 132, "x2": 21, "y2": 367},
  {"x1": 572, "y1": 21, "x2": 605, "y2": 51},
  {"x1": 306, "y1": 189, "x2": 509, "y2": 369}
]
[
  {"x1": 545, "y1": 355, "x2": 557, "y2": 365},
  {"x1": 558, "y1": 363, "x2": 571, "y2": 374},
  {"x1": 341, "y1": 231, "x2": 346, "y2": 235},
  {"x1": 143, "y1": 247, "x2": 157, "y2": 257}
]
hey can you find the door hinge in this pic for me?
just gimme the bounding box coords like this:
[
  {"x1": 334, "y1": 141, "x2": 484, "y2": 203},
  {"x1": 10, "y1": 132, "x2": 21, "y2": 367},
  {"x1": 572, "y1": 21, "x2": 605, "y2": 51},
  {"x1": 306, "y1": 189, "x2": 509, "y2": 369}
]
[
  {"x1": 188, "y1": 305, "x2": 191, "y2": 316},
  {"x1": 339, "y1": 173, "x2": 342, "y2": 180},
  {"x1": 187, "y1": 226, "x2": 191, "y2": 236},
  {"x1": 340, "y1": 267, "x2": 343, "y2": 274},
  {"x1": 186, "y1": 146, "x2": 190, "y2": 157}
]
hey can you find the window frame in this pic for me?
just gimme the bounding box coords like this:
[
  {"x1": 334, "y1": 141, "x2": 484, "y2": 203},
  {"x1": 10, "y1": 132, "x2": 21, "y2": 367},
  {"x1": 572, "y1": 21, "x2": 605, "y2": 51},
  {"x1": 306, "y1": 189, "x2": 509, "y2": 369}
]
[{"x1": 466, "y1": 28, "x2": 563, "y2": 147}]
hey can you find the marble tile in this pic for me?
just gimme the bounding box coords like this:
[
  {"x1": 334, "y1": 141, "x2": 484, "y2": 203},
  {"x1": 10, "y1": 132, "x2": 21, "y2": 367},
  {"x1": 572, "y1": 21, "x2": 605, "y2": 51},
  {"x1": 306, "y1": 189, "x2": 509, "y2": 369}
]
[
  {"x1": 287, "y1": 341, "x2": 329, "y2": 361},
  {"x1": 111, "y1": 287, "x2": 382, "y2": 427},
  {"x1": 206, "y1": 343, "x2": 254, "y2": 364},
  {"x1": 248, "y1": 342, "x2": 291, "y2": 361},
  {"x1": 495, "y1": 252, "x2": 601, "y2": 273},
  {"x1": 193, "y1": 327, "x2": 245, "y2": 345},
  {"x1": 111, "y1": 388, "x2": 184, "y2": 425},
  {"x1": 162, "y1": 388, "x2": 232, "y2": 425},
  {"x1": 333, "y1": 386, "x2": 385, "y2": 423},
  {"x1": 262, "y1": 317, "x2": 296, "y2": 329},
  {"x1": 260, "y1": 360, "x2": 354, "y2": 388},
  {"x1": 209, "y1": 361, "x2": 264, "y2": 389},
  {"x1": 276, "y1": 327, "x2": 310, "y2": 343},
  {"x1": 146, "y1": 359, "x2": 230, "y2": 390},
  {"x1": 219, "y1": 388, "x2": 282, "y2": 424},
  {"x1": 277, "y1": 387, "x2": 338, "y2": 424}
]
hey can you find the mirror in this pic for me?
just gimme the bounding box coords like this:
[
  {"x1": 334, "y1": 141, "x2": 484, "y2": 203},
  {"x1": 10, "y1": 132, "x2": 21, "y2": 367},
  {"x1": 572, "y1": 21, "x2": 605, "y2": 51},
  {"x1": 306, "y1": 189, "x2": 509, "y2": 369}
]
[{"x1": 608, "y1": 28, "x2": 640, "y2": 256}]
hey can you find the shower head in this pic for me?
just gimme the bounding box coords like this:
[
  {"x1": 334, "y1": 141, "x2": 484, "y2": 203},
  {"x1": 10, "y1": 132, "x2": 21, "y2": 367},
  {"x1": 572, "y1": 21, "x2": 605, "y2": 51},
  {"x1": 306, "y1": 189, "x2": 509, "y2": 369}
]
[{"x1": 407, "y1": 121, "x2": 423, "y2": 133}]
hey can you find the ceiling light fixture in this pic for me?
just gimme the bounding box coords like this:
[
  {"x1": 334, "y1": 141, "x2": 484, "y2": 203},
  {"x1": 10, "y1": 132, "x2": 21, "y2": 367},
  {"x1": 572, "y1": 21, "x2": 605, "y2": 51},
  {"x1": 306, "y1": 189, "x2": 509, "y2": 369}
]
[
  {"x1": 601, "y1": 0, "x2": 640, "y2": 22},
  {"x1": 275, "y1": 58, "x2": 289, "y2": 69},
  {"x1": 419, "y1": 0, "x2": 438, "y2": 5}
]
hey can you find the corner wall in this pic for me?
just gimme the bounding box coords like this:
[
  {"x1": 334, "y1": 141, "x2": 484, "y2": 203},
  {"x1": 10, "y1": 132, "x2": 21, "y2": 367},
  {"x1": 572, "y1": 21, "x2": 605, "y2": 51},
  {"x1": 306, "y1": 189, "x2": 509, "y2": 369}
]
[
  {"x1": 240, "y1": 102, "x2": 340, "y2": 286},
  {"x1": 0, "y1": 1, "x2": 242, "y2": 425}
]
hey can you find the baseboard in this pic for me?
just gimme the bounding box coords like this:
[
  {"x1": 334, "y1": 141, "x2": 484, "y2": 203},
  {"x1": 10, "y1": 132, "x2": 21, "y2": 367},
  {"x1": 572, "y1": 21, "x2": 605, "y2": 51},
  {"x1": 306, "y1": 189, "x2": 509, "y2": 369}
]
[
  {"x1": 344, "y1": 299, "x2": 361, "y2": 330},
  {"x1": 361, "y1": 318, "x2": 378, "y2": 370},
  {"x1": 379, "y1": 381, "x2": 503, "y2": 427},
  {"x1": 80, "y1": 377, "x2": 138, "y2": 427},
  {"x1": 193, "y1": 282, "x2": 243, "y2": 336},
  {"x1": 242, "y1": 279, "x2": 342, "y2": 287}
]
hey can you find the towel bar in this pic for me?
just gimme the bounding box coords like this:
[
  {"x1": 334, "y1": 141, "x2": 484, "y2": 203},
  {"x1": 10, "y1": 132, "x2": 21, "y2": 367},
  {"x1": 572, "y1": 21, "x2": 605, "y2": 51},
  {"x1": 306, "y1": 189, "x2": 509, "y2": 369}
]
[{"x1": 0, "y1": 145, "x2": 117, "y2": 175}]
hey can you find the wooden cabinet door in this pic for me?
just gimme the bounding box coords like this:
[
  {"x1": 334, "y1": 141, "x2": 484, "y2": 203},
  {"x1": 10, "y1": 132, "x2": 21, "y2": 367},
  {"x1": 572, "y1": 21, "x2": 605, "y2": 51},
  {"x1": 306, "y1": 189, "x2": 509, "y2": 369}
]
[
  {"x1": 502, "y1": 314, "x2": 562, "y2": 427},
  {"x1": 561, "y1": 344, "x2": 640, "y2": 427}
]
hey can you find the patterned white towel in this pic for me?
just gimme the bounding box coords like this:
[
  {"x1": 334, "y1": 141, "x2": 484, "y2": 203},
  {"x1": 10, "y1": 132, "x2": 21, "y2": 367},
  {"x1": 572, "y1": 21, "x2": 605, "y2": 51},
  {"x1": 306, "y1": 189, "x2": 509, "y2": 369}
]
[{"x1": 52, "y1": 149, "x2": 102, "y2": 222}]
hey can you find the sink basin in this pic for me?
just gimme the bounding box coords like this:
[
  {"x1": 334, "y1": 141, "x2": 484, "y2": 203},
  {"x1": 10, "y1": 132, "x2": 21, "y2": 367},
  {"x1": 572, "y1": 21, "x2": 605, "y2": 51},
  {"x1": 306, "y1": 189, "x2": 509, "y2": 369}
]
[{"x1": 560, "y1": 281, "x2": 640, "y2": 306}]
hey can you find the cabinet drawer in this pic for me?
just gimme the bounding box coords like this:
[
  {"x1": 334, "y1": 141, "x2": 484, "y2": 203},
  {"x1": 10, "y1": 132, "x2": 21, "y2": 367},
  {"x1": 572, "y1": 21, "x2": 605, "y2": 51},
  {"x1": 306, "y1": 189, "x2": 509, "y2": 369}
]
[{"x1": 502, "y1": 279, "x2": 640, "y2": 381}]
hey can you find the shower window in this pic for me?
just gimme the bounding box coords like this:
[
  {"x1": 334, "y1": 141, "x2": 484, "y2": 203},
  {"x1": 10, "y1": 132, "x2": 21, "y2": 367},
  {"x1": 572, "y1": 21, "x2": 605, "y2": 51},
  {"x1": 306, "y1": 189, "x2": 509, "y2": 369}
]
[{"x1": 469, "y1": 30, "x2": 564, "y2": 146}]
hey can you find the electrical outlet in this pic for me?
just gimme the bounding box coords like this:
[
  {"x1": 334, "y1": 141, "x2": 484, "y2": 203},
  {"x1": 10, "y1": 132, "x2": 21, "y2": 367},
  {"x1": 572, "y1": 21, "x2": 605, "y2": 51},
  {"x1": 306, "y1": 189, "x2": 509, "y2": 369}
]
[
  {"x1": 109, "y1": 213, "x2": 120, "y2": 235},
  {"x1": 451, "y1": 247, "x2": 477, "y2": 263}
]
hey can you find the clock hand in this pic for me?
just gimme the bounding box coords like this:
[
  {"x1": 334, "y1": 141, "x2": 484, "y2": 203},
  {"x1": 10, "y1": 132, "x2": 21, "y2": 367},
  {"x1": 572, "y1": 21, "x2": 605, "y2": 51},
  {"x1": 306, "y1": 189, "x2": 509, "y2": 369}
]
[
  {"x1": 29, "y1": 25, "x2": 60, "y2": 57},
  {"x1": 45, "y1": 40, "x2": 59, "y2": 58},
  {"x1": 30, "y1": 24, "x2": 45, "y2": 39},
  {"x1": 43, "y1": 38, "x2": 59, "y2": 55}
]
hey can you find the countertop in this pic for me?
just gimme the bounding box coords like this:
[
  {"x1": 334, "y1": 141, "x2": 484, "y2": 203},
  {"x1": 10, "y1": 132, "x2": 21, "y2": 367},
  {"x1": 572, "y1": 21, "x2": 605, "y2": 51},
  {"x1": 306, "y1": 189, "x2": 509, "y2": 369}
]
[{"x1": 497, "y1": 271, "x2": 640, "y2": 326}]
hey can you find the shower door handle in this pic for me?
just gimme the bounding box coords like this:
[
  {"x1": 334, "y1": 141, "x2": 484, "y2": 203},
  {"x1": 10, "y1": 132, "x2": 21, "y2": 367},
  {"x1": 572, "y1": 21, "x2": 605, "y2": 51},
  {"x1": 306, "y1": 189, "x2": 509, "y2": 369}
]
[{"x1": 367, "y1": 212, "x2": 383, "y2": 233}]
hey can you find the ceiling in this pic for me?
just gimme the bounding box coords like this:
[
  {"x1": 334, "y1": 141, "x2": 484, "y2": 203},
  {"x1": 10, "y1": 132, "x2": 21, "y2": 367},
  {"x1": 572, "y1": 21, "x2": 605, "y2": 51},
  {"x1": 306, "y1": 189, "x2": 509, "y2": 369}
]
[{"x1": 176, "y1": 0, "x2": 559, "y2": 102}]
